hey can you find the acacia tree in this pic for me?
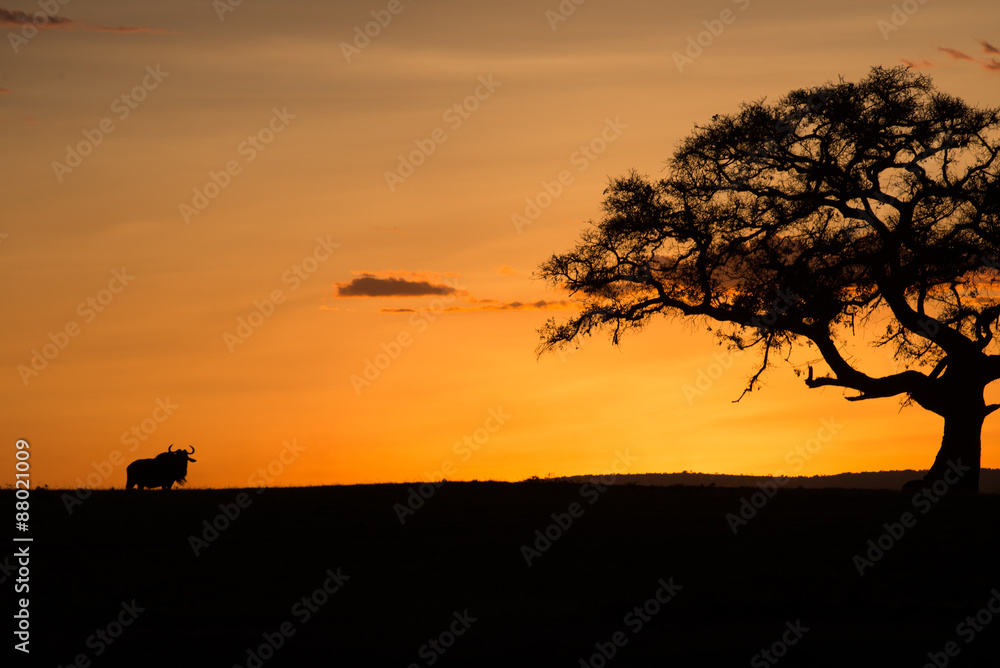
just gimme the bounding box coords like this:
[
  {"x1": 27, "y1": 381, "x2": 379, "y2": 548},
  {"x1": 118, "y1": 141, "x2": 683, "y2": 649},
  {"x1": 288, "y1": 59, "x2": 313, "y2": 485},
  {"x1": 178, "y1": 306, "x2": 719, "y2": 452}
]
[{"x1": 538, "y1": 67, "x2": 1000, "y2": 492}]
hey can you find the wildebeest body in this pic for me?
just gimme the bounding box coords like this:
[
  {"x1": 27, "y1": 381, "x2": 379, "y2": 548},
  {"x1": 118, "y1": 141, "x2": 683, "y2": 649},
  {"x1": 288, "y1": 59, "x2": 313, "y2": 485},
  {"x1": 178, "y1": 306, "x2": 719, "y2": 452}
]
[{"x1": 126, "y1": 445, "x2": 196, "y2": 490}]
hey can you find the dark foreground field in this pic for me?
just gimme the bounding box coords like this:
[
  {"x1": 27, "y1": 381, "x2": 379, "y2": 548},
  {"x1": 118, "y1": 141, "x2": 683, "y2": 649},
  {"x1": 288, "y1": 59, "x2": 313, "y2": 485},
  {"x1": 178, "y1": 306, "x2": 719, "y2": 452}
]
[{"x1": 5, "y1": 482, "x2": 1000, "y2": 666}]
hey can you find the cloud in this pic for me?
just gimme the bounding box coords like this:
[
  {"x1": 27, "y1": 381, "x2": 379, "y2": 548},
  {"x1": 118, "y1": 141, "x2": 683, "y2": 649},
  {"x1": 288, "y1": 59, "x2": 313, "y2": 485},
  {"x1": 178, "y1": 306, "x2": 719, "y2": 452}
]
[
  {"x1": 980, "y1": 39, "x2": 1000, "y2": 55},
  {"x1": 87, "y1": 24, "x2": 174, "y2": 34},
  {"x1": 450, "y1": 299, "x2": 578, "y2": 312},
  {"x1": 378, "y1": 299, "x2": 578, "y2": 314},
  {"x1": 0, "y1": 8, "x2": 70, "y2": 27},
  {"x1": 0, "y1": 8, "x2": 174, "y2": 34},
  {"x1": 932, "y1": 43, "x2": 1000, "y2": 72},
  {"x1": 494, "y1": 265, "x2": 520, "y2": 276},
  {"x1": 937, "y1": 47, "x2": 976, "y2": 61},
  {"x1": 0, "y1": 87, "x2": 11, "y2": 94},
  {"x1": 374, "y1": 226, "x2": 408, "y2": 236},
  {"x1": 901, "y1": 59, "x2": 934, "y2": 70},
  {"x1": 335, "y1": 269, "x2": 574, "y2": 313},
  {"x1": 333, "y1": 271, "x2": 459, "y2": 298}
]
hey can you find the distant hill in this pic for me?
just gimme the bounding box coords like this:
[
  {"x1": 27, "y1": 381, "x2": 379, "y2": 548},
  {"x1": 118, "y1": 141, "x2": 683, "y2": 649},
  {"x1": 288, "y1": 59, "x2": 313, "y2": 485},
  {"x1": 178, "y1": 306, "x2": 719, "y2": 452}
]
[{"x1": 533, "y1": 469, "x2": 1000, "y2": 494}]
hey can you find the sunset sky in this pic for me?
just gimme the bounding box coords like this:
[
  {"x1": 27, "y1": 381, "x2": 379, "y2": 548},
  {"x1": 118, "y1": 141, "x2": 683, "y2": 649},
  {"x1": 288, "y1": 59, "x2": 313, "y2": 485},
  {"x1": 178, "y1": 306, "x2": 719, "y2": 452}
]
[{"x1": 3, "y1": 0, "x2": 1000, "y2": 489}]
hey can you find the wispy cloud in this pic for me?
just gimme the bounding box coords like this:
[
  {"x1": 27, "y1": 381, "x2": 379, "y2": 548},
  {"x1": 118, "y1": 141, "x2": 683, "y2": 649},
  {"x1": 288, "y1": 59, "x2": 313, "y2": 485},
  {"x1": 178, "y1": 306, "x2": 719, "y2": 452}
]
[
  {"x1": 374, "y1": 226, "x2": 408, "y2": 236},
  {"x1": 87, "y1": 24, "x2": 174, "y2": 34},
  {"x1": 0, "y1": 8, "x2": 175, "y2": 34},
  {"x1": 0, "y1": 87, "x2": 11, "y2": 94},
  {"x1": 494, "y1": 265, "x2": 520, "y2": 276},
  {"x1": 901, "y1": 58, "x2": 934, "y2": 70},
  {"x1": 937, "y1": 46, "x2": 976, "y2": 61},
  {"x1": 379, "y1": 299, "x2": 577, "y2": 314},
  {"x1": 980, "y1": 39, "x2": 1000, "y2": 55},
  {"x1": 929, "y1": 41, "x2": 1000, "y2": 73},
  {"x1": 333, "y1": 271, "x2": 459, "y2": 298},
  {"x1": 0, "y1": 8, "x2": 69, "y2": 27}
]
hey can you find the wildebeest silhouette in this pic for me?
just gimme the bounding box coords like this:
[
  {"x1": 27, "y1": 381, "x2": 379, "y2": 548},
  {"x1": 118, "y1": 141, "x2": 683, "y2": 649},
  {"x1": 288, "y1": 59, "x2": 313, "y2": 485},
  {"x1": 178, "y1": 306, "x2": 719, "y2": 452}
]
[{"x1": 126, "y1": 445, "x2": 197, "y2": 490}]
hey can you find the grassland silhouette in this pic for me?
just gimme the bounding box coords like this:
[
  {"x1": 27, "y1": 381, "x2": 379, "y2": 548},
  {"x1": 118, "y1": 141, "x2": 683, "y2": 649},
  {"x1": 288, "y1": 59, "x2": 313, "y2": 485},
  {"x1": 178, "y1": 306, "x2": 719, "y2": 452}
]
[{"x1": 10, "y1": 481, "x2": 1000, "y2": 666}]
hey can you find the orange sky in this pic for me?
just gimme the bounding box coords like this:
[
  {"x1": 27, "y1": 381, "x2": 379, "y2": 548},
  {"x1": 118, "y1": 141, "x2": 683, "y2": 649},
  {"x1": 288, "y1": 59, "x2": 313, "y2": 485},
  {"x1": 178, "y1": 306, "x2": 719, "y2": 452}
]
[{"x1": 3, "y1": 0, "x2": 1000, "y2": 489}]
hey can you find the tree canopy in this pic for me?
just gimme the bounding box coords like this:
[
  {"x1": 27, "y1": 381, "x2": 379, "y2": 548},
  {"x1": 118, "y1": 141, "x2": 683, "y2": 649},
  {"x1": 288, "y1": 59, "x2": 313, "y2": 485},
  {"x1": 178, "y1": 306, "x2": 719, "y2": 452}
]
[{"x1": 538, "y1": 66, "x2": 1000, "y2": 491}]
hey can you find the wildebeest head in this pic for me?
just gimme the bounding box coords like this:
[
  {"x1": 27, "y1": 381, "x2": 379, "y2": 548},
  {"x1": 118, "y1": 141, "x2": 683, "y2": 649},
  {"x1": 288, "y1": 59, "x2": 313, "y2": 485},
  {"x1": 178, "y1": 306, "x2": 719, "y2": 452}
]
[
  {"x1": 127, "y1": 444, "x2": 197, "y2": 490},
  {"x1": 162, "y1": 444, "x2": 197, "y2": 463},
  {"x1": 155, "y1": 445, "x2": 196, "y2": 482}
]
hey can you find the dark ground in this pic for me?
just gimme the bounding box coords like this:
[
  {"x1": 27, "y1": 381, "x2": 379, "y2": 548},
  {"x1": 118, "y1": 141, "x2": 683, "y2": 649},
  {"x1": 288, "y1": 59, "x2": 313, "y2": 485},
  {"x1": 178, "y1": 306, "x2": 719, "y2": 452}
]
[{"x1": 4, "y1": 482, "x2": 1000, "y2": 667}]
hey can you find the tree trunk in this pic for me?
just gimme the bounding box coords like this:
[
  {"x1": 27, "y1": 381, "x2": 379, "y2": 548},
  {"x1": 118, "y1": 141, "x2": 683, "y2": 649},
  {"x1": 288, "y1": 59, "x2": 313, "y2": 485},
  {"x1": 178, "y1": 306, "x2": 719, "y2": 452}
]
[{"x1": 921, "y1": 406, "x2": 983, "y2": 493}]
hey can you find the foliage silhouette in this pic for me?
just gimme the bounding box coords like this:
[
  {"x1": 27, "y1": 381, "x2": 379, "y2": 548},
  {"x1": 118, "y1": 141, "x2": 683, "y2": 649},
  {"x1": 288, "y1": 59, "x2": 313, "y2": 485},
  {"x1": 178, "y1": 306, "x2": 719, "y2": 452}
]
[{"x1": 538, "y1": 66, "x2": 1000, "y2": 492}]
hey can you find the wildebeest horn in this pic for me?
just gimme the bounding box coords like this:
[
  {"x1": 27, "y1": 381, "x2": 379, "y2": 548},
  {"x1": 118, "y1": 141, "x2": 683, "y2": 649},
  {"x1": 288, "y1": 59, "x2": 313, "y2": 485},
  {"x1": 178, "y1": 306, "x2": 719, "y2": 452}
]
[
  {"x1": 168, "y1": 444, "x2": 174, "y2": 453},
  {"x1": 186, "y1": 445, "x2": 195, "y2": 455}
]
